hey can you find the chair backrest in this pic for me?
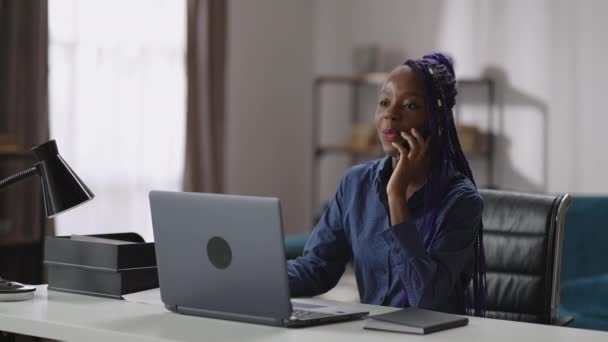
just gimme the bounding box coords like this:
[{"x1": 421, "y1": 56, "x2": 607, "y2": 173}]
[{"x1": 479, "y1": 189, "x2": 571, "y2": 324}]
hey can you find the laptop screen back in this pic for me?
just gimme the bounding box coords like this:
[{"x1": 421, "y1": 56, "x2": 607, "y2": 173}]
[{"x1": 149, "y1": 191, "x2": 292, "y2": 320}]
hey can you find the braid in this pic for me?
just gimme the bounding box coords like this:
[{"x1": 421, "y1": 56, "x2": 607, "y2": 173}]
[{"x1": 404, "y1": 52, "x2": 486, "y2": 317}]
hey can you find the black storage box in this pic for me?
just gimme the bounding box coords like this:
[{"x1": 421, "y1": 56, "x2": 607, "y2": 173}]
[{"x1": 44, "y1": 233, "x2": 159, "y2": 299}]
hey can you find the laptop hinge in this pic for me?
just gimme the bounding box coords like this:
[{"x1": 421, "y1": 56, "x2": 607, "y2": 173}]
[{"x1": 177, "y1": 305, "x2": 286, "y2": 327}]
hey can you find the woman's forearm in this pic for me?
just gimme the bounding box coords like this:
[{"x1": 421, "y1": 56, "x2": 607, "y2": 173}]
[{"x1": 388, "y1": 195, "x2": 412, "y2": 226}]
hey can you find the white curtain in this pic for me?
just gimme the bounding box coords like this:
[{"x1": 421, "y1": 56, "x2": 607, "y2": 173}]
[
  {"x1": 436, "y1": 0, "x2": 608, "y2": 193},
  {"x1": 49, "y1": 0, "x2": 186, "y2": 241}
]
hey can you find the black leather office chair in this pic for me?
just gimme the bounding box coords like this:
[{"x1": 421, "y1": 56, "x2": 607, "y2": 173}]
[{"x1": 479, "y1": 189, "x2": 572, "y2": 325}]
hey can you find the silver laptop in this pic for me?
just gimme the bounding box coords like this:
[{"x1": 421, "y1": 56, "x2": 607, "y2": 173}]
[{"x1": 149, "y1": 190, "x2": 368, "y2": 327}]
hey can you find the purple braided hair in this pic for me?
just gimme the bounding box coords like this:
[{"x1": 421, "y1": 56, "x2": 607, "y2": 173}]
[{"x1": 404, "y1": 52, "x2": 486, "y2": 317}]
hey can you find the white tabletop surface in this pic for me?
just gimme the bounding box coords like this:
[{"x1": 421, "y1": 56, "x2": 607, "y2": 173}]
[{"x1": 0, "y1": 286, "x2": 606, "y2": 342}]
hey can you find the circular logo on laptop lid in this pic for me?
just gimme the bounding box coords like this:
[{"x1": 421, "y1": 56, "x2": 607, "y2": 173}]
[{"x1": 206, "y1": 236, "x2": 232, "y2": 269}]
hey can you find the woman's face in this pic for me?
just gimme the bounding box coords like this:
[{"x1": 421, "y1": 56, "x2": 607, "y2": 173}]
[{"x1": 374, "y1": 65, "x2": 428, "y2": 157}]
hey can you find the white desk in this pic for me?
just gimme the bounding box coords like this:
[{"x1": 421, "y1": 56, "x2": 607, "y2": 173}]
[{"x1": 0, "y1": 286, "x2": 606, "y2": 342}]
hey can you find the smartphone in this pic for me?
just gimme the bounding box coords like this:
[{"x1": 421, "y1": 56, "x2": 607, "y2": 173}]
[{"x1": 399, "y1": 127, "x2": 430, "y2": 151}]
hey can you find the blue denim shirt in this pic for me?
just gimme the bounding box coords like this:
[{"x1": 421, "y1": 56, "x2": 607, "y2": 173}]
[{"x1": 287, "y1": 156, "x2": 483, "y2": 313}]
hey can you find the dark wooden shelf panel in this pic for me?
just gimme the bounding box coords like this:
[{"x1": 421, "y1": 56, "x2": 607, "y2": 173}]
[{"x1": 0, "y1": 148, "x2": 33, "y2": 160}]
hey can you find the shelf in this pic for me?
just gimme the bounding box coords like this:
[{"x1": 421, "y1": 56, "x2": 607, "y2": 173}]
[
  {"x1": 315, "y1": 73, "x2": 388, "y2": 85},
  {"x1": 457, "y1": 78, "x2": 493, "y2": 86},
  {"x1": 311, "y1": 73, "x2": 496, "y2": 221},
  {"x1": 314, "y1": 74, "x2": 493, "y2": 87},
  {"x1": 315, "y1": 144, "x2": 383, "y2": 157}
]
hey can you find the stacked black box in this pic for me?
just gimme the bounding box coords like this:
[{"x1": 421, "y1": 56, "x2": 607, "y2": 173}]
[{"x1": 44, "y1": 233, "x2": 158, "y2": 299}]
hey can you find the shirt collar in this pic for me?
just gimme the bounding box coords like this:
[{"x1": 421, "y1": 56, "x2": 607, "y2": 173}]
[
  {"x1": 374, "y1": 156, "x2": 392, "y2": 195},
  {"x1": 375, "y1": 156, "x2": 393, "y2": 186}
]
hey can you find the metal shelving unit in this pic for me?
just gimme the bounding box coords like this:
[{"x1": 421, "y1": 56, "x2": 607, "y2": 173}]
[{"x1": 311, "y1": 73, "x2": 495, "y2": 223}]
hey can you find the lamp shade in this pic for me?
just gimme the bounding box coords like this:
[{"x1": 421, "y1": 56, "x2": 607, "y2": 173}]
[{"x1": 32, "y1": 140, "x2": 94, "y2": 217}]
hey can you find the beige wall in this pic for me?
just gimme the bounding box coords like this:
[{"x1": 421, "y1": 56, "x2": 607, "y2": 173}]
[
  {"x1": 225, "y1": 0, "x2": 608, "y2": 237},
  {"x1": 225, "y1": 0, "x2": 314, "y2": 234},
  {"x1": 314, "y1": 0, "x2": 608, "y2": 195}
]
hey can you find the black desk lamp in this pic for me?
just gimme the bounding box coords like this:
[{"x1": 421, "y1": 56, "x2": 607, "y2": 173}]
[{"x1": 0, "y1": 140, "x2": 94, "y2": 301}]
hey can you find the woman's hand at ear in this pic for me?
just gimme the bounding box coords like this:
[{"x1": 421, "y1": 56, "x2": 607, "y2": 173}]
[{"x1": 386, "y1": 128, "x2": 430, "y2": 225}]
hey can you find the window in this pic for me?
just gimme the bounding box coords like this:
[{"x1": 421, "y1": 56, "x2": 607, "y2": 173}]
[{"x1": 49, "y1": 0, "x2": 186, "y2": 241}]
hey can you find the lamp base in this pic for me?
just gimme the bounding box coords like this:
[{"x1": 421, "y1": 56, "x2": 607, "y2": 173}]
[{"x1": 0, "y1": 278, "x2": 36, "y2": 302}]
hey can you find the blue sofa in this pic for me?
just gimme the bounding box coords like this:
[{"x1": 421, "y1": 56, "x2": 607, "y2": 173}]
[
  {"x1": 558, "y1": 196, "x2": 608, "y2": 331},
  {"x1": 284, "y1": 233, "x2": 309, "y2": 260}
]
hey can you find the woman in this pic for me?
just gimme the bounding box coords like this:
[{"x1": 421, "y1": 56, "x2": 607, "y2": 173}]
[{"x1": 288, "y1": 52, "x2": 485, "y2": 316}]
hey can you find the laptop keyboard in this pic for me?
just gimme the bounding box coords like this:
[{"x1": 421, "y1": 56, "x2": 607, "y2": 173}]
[{"x1": 290, "y1": 309, "x2": 333, "y2": 321}]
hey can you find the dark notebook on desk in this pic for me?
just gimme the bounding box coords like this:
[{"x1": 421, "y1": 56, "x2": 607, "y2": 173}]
[{"x1": 363, "y1": 308, "x2": 468, "y2": 335}]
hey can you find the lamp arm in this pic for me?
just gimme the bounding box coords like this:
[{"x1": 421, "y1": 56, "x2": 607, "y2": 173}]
[{"x1": 0, "y1": 167, "x2": 39, "y2": 193}]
